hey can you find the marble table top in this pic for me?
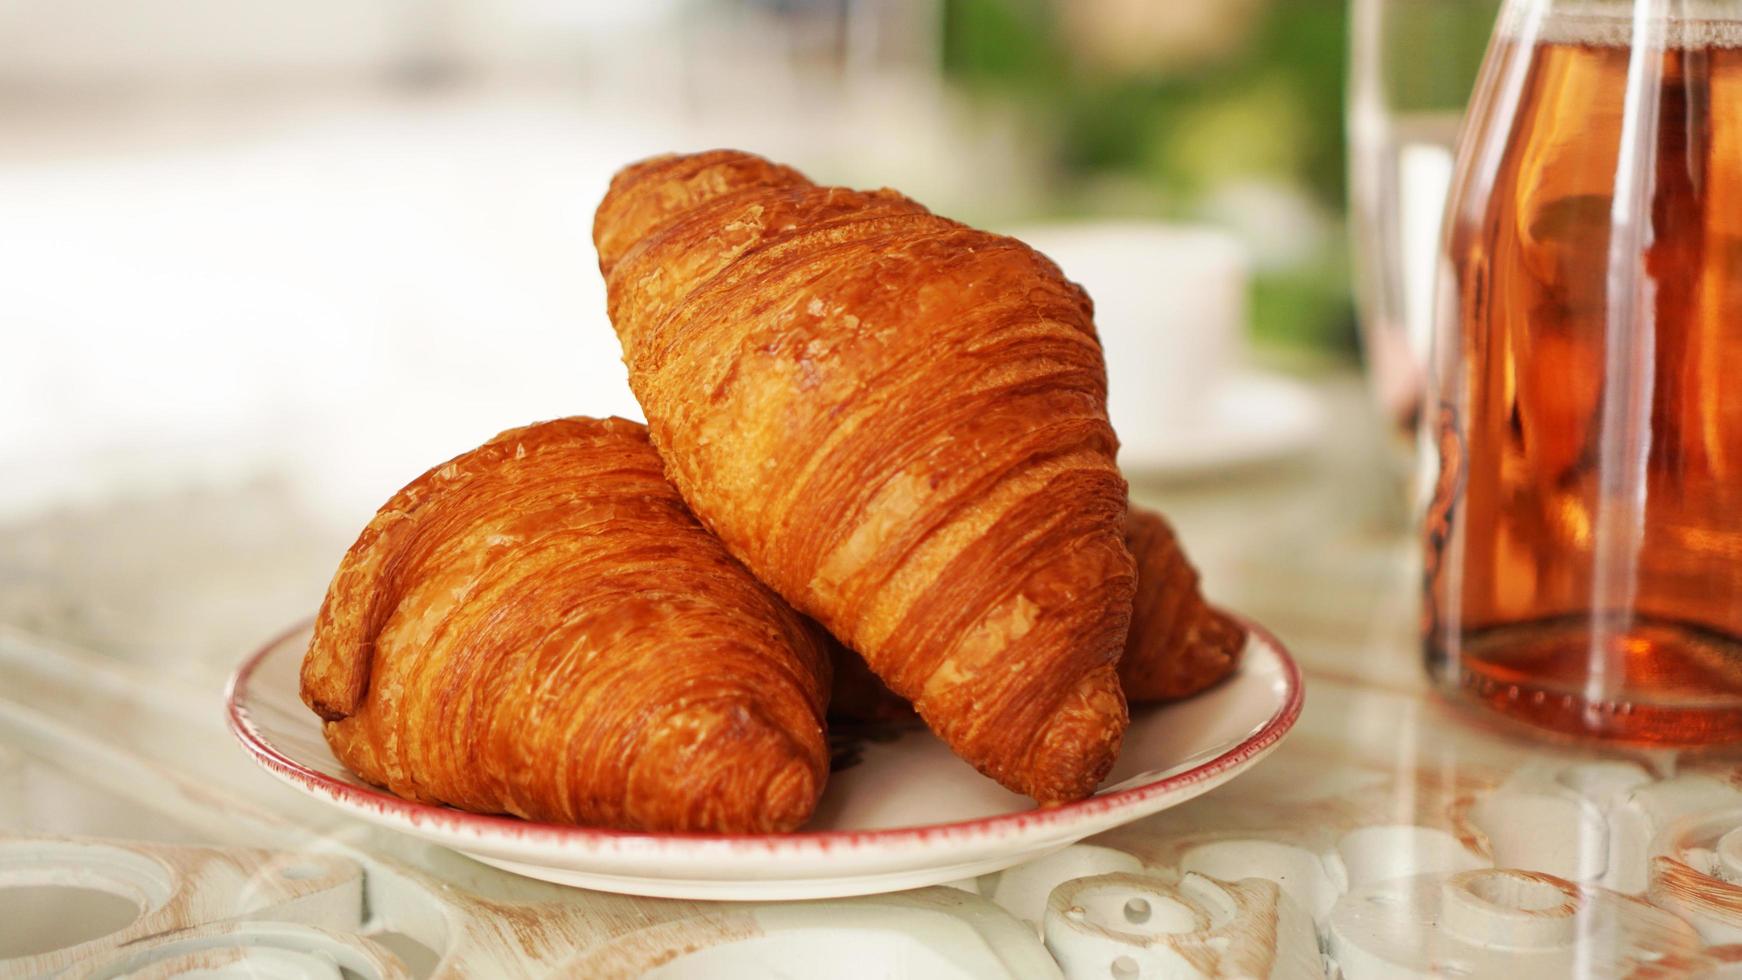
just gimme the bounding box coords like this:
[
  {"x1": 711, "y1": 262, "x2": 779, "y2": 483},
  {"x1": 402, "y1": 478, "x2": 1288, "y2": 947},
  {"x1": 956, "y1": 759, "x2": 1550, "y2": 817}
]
[{"x1": 7, "y1": 375, "x2": 1742, "y2": 978}]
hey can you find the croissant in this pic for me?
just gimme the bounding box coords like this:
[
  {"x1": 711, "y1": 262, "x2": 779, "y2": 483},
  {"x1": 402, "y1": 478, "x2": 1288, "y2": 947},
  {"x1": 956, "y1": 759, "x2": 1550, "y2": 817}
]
[
  {"x1": 1118, "y1": 506, "x2": 1245, "y2": 700},
  {"x1": 298, "y1": 417, "x2": 831, "y2": 833},
  {"x1": 829, "y1": 504, "x2": 1246, "y2": 721},
  {"x1": 595, "y1": 150, "x2": 1135, "y2": 802}
]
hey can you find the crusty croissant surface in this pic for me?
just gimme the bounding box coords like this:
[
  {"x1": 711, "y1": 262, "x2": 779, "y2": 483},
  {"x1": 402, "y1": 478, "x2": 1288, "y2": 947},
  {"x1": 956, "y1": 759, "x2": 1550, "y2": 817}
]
[
  {"x1": 829, "y1": 504, "x2": 1246, "y2": 722},
  {"x1": 1119, "y1": 507, "x2": 1245, "y2": 701},
  {"x1": 299, "y1": 417, "x2": 830, "y2": 833},
  {"x1": 595, "y1": 150, "x2": 1135, "y2": 802}
]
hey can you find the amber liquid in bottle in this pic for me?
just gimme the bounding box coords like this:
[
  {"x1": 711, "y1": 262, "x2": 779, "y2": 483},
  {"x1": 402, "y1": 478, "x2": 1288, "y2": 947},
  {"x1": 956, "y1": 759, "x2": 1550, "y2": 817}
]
[{"x1": 1426, "y1": 17, "x2": 1742, "y2": 742}]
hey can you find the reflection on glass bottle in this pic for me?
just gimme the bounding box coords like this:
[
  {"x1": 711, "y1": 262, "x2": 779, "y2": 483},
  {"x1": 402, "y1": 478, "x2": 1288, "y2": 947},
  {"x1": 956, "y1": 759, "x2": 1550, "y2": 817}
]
[{"x1": 1426, "y1": 2, "x2": 1742, "y2": 743}]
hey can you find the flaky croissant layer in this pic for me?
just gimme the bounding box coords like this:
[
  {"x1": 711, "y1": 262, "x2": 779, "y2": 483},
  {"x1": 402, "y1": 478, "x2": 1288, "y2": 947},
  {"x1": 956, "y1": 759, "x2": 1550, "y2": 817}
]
[
  {"x1": 828, "y1": 504, "x2": 1248, "y2": 723},
  {"x1": 299, "y1": 417, "x2": 831, "y2": 833},
  {"x1": 1120, "y1": 507, "x2": 1246, "y2": 701},
  {"x1": 596, "y1": 150, "x2": 1136, "y2": 802}
]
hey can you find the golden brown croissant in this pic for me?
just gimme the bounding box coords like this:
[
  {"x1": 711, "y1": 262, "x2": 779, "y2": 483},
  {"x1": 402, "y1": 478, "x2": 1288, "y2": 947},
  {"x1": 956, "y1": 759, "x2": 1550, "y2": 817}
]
[
  {"x1": 299, "y1": 417, "x2": 831, "y2": 833},
  {"x1": 1118, "y1": 506, "x2": 1245, "y2": 701},
  {"x1": 828, "y1": 504, "x2": 1246, "y2": 722},
  {"x1": 595, "y1": 150, "x2": 1135, "y2": 803}
]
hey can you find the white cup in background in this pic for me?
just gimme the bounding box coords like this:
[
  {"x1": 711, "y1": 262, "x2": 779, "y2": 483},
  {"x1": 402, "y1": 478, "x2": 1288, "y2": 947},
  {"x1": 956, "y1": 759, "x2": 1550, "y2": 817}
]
[{"x1": 1010, "y1": 221, "x2": 1249, "y2": 463}]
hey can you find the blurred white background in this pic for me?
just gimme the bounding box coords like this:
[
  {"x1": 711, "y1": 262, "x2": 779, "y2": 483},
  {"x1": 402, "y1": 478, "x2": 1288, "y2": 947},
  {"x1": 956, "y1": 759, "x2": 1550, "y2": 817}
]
[
  {"x1": 0, "y1": 0, "x2": 1036, "y2": 528},
  {"x1": 3, "y1": 0, "x2": 1358, "y2": 549},
  {"x1": 0, "y1": 0, "x2": 1363, "y2": 696}
]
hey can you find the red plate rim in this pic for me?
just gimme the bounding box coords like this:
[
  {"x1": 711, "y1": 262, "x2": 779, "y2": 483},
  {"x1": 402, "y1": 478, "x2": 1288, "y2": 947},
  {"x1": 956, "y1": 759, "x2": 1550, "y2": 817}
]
[{"x1": 226, "y1": 613, "x2": 1303, "y2": 855}]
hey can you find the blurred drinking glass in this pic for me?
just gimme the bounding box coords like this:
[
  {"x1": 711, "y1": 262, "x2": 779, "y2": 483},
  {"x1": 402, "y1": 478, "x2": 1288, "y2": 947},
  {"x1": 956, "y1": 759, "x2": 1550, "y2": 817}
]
[
  {"x1": 1348, "y1": 0, "x2": 1500, "y2": 473},
  {"x1": 1425, "y1": 0, "x2": 1742, "y2": 742}
]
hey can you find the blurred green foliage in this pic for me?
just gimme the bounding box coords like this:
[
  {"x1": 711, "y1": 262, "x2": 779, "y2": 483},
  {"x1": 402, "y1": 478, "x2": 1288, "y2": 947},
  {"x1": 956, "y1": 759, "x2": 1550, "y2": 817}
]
[
  {"x1": 942, "y1": 0, "x2": 1360, "y2": 356},
  {"x1": 1384, "y1": 1, "x2": 1498, "y2": 111}
]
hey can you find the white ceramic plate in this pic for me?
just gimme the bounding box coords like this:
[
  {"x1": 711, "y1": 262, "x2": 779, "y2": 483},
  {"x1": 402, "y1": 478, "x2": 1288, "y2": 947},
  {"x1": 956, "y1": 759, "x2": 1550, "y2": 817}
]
[{"x1": 227, "y1": 616, "x2": 1301, "y2": 901}]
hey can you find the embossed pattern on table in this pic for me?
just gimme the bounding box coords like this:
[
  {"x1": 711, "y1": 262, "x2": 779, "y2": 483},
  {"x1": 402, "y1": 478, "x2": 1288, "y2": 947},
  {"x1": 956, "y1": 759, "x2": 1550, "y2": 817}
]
[{"x1": 9, "y1": 377, "x2": 1742, "y2": 978}]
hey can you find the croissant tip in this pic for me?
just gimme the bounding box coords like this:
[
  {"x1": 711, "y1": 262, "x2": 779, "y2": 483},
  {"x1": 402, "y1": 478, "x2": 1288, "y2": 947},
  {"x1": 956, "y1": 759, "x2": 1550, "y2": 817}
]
[
  {"x1": 639, "y1": 698, "x2": 826, "y2": 834},
  {"x1": 1020, "y1": 666, "x2": 1129, "y2": 803},
  {"x1": 759, "y1": 755, "x2": 824, "y2": 834}
]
